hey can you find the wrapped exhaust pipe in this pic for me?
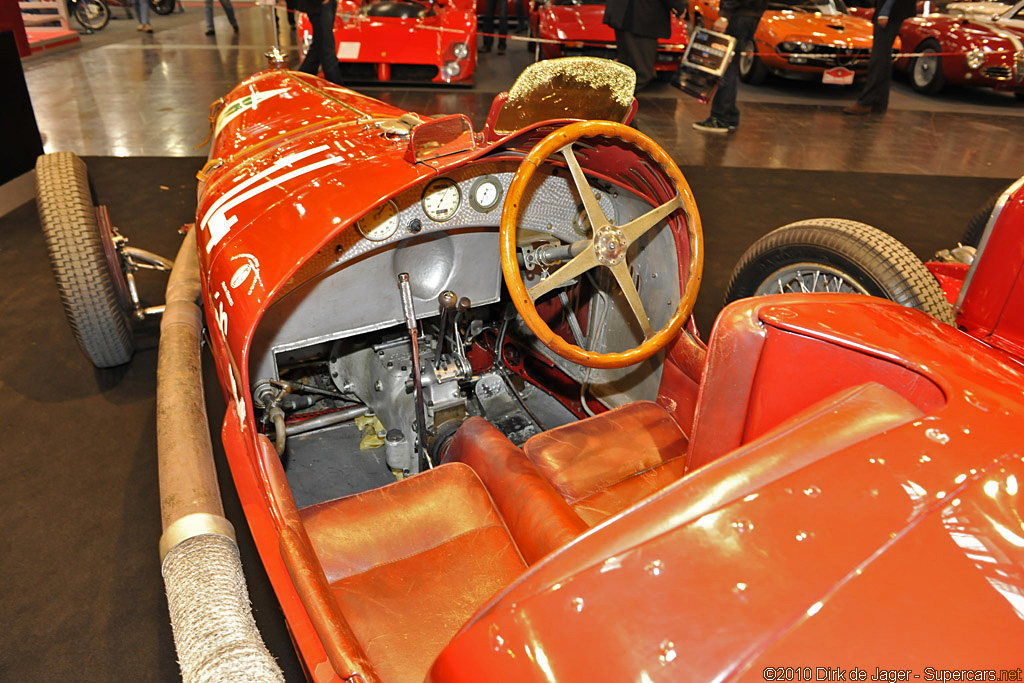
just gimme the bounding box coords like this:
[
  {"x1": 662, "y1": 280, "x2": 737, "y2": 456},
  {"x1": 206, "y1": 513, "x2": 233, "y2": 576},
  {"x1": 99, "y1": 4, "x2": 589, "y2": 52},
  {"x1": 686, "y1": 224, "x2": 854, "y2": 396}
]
[{"x1": 157, "y1": 229, "x2": 283, "y2": 683}]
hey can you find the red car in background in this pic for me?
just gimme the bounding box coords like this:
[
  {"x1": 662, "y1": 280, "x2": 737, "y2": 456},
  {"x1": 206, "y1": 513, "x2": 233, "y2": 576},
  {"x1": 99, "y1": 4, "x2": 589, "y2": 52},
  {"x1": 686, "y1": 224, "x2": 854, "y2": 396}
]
[
  {"x1": 529, "y1": 0, "x2": 689, "y2": 76},
  {"x1": 298, "y1": 0, "x2": 477, "y2": 84},
  {"x1": 894, "y1": 0, "x2": 1024, "y2": 96}
]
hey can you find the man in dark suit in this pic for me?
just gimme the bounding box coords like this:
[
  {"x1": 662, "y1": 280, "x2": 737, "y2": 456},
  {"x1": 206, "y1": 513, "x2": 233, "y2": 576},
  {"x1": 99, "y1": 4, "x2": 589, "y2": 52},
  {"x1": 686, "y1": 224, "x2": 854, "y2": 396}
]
[
  {"x1": 843, "y1": 0, "x2": 916, "y2": 114},
  {"x1": 297, "y1": 0, "x2": 343, "y2": 85},
  {"x1": 604, "y1": 0, "x2": 683, "y2": 91}
]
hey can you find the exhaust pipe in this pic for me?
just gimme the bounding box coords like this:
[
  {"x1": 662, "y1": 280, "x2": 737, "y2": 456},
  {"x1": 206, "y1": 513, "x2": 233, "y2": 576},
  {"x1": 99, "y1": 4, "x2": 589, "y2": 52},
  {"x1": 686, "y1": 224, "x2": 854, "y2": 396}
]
[{"x1": 157, "y1": 229, "x2": 283, "y2": 683}]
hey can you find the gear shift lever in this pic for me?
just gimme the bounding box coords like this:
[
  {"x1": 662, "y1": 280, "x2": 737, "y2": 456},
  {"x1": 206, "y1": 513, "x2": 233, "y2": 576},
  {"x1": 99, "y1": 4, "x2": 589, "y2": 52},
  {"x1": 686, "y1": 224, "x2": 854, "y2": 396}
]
[{"x1": 434, "y1": 290, "x2": 457, "y2": 366}]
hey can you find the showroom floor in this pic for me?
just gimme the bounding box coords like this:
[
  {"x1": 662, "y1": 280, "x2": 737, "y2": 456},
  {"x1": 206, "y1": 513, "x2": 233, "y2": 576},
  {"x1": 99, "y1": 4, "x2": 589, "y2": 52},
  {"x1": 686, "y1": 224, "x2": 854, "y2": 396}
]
[{"x1": 4, "y1": 5, "x2": 1023, "y2": 682}]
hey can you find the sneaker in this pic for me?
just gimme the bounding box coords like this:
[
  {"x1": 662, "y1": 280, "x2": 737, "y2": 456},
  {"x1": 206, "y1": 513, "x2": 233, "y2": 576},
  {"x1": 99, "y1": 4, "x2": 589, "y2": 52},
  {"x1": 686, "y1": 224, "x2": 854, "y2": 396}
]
[
  {"x1": 205, "y1": 28, "x2": 215, "y2": 35},
  {"x1": 692, "y1": 116, "x2": 734, "y2": 133},
  {"x1": 136, "y1": 24, "x2": 144, "y2": 30},
  {"x1": 141, "y1": 23, "x2": 153, "y2": 32},
  {"x1": 842, "y1": 103, "x2": 872, "y2": 116}
]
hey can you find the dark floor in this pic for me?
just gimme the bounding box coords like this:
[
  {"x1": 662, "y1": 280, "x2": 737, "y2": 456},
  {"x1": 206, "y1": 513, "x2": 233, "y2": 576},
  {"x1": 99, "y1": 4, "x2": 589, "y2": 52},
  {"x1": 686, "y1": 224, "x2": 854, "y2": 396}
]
[{"x1": 5, "y1": 7, "x2": 1023, "y2": 682}]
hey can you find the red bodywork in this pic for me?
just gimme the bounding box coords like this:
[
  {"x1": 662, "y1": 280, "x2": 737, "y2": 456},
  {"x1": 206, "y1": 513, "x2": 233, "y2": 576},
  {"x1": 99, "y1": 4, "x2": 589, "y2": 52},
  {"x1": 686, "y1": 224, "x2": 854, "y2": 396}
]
[
  {"x1": 530, "y1": 1, "x2": 689, "y2": 72},
  {"x1": 895, "y1": 2, "x2": 1024, "y2": 94},
  {"x1": 297, "y1": 0, "x2": 477, "y2": 84},
  {"x1": 925, "y1": 176, "x2": 1024, "y2": 360},
  {"x1": 195, "y1": 67, "x2": 1024, "y2": 681}
]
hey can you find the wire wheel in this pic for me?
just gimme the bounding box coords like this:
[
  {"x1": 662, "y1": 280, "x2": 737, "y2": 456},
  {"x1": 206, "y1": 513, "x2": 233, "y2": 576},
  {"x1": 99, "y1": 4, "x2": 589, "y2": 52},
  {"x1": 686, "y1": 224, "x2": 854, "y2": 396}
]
[
  {"x1": 73, "y1": 0, "x2": 110, "y2": 30},
  {"x1": 726, "y1": 218, "x2": 955, "y2": 325},
  {"x1": 35, "y1": 152, "x2": 135, "y2": 367},
  {"x1": 911, "y1": 41, "x2": 945, "y2": 94}
]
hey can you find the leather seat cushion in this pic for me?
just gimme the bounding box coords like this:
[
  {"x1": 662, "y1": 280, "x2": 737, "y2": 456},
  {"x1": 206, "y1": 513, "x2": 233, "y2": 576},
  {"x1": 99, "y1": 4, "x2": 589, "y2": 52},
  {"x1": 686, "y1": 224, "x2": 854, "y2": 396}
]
[
  {"x1": 299, "y1": 463, "x2": 527, "y2": 683},
  {"x1": 522, "y1": 401, "x2": 688, "y2": 524}
]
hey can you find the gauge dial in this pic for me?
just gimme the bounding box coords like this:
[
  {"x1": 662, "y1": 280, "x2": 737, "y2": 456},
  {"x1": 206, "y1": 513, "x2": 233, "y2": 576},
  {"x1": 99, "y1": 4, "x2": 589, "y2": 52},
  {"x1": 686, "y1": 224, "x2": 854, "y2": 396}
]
[
  {"x1": 421, "y1": 178, "x2": 461, "y2": 222},
  {"x1": 357, "y1": 200, "x2": 400, "y2": 241},
  {"x1": 469, "y1": 175, "x2": 503, "y2": 213}
]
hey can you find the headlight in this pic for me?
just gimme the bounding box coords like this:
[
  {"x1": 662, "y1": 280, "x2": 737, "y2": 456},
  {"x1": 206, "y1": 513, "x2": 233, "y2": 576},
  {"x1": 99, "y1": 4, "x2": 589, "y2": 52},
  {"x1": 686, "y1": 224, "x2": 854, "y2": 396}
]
[
  {"x1": 442, "y1": 61, "x2": 461, "y2": 79},
  {"x1": 778, "y1": 41, "x2": 816, "y2": 54},
  {"x1": 452, "y1": 42, "x2": 469, "y2": 60},
  {"x1": 966, "y1": 48, "x2": 985, "y2": 70}
]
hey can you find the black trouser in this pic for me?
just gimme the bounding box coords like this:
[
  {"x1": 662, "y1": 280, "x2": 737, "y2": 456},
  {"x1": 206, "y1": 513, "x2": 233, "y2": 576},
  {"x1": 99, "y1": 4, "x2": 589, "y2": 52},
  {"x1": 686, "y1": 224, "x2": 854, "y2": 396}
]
[
  {"x1": 286, "y1": 0, "x2": 296, "y2": 26},
  {"x1": 856, "y1": 16, "x2": 901, "y2": 111},
  {"x1": 710, "y1": 13, "x2": 762, "y2": 127},
  {"x1": 482, "y1": 0, "x2": 508, "y2": 49},
  {"x1": 298, "y1": 0, "x2": 343, "y2": 85},
  {"x1": 615, "y1": 29, "x2": 658, "y2": 90}
]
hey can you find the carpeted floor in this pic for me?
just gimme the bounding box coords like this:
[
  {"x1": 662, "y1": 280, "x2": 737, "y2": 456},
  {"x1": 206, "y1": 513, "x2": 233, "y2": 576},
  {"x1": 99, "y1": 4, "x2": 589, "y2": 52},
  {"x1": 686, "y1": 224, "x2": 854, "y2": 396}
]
[{"x1": 0, "y1": 157, "x2": 1010, "y2": 682}]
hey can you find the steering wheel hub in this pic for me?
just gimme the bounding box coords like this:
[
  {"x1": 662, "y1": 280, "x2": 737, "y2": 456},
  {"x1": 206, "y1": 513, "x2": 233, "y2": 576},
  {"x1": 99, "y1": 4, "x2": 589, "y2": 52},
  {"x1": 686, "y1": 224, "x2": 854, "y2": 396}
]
[{"x1": 594, "y1": 226, "x2": 627, "y2": 266}]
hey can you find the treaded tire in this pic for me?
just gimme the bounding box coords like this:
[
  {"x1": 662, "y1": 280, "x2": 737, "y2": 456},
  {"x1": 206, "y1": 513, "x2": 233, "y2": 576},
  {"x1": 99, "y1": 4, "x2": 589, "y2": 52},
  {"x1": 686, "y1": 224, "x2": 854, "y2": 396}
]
[
  {"x1": 36, "y1": 152, "x2": 135, "y2": 367},
  {"x1": 738, "y1": 39, "x2": 768, "y2": 85},
  {"x1": 960, "y1": 184, "x2": 1008, "y2": 247},
  {"x1": 150, "y1": 0, "x2": 175, "y2": 15},
  {"x1": 725, "y1": 218, "x2": 955, "y2": 325},
  {"x1": 74, "y1": 0, "x2": 110, "y2": 30}
]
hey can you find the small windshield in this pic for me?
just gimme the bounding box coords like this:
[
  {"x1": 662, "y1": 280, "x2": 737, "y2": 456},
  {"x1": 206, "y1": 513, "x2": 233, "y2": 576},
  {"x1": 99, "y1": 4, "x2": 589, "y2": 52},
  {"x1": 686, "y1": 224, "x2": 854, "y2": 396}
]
[{"x1": 766, "y1": 0, "x2": 850, "y2": 15}]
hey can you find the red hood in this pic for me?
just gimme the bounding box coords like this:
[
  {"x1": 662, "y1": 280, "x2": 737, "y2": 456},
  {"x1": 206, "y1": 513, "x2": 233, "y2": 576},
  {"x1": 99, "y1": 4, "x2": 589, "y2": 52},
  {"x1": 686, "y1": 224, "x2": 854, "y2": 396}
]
[{"x1": 539, "y1": 4, "x2": 688, "y2": 45}]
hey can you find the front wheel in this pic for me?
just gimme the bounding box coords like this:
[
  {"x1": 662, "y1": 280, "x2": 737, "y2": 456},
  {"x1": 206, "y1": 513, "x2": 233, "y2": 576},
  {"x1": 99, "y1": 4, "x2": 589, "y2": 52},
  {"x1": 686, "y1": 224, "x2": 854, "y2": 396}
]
[
  {"x1": 738, "y1": 38, "x2": 768, "y2": 85},
  {"x1": 73, "y1": 0, "x2": 110, "y2": 30},
  {"x1": 725, "y1": 218, "x2": 954, "y2": 325},
  {"x1": 150, "y1": 0, "x2": 175, "y2": 15},
  {"x1": 36, "y1": 152, "x2": 135, "y2": 367},
  {"x1": 910, "y1": 40, "x2": 945, "y2": 94}
]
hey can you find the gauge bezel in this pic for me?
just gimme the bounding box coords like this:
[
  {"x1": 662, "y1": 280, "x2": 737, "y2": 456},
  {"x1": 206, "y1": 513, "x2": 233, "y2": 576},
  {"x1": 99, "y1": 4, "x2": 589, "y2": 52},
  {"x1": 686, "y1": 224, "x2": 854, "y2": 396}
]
[
  {"x1": 468, "y1": 175, "x2": 503, "y2": 213},
  {"x1": 421, "y1": 177, "x2": 462, "y2": 222},
  {"x1": 356, "y1": 200, "x2": 400, "y2": 242}
]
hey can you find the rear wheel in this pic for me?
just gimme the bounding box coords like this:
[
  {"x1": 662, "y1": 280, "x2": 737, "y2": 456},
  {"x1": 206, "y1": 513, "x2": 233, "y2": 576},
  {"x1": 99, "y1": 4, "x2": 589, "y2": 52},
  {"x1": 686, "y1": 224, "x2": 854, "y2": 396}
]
[
  {"x1": 35, "y1": 152, "x2": 135, "y2": 367},
  {"x1": 910, "y1": 40, "x2": 945, "y2": 94},
  {"x1": 73, "y1": 0, "x2": 110, "y2": 30},
  {"x1": 961, "y1": 184, "x2": 1010, "y2": 247},
  {"x1": 150, "y1": 0, "x2": 175, "y2": 15},
  {"x1": 725, "y1": 218, "x2": 955, "y2": 324},
  {"x1": 738, "y1": 38, "x2": 768, "y2": 84}
]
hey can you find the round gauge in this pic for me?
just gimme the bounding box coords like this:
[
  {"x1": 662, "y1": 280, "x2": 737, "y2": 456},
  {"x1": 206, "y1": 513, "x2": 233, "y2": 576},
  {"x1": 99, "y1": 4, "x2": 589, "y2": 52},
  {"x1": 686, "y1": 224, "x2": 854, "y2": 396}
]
[
  {"x1": 469, "y1": 175, "x2": 503, "y2": 213},
  {"x1": 421, "y1": 178, "x2": 461, "y2": 222},
  {"x1": 357, "y1": 200, "x2": 400, "y2": 242}
]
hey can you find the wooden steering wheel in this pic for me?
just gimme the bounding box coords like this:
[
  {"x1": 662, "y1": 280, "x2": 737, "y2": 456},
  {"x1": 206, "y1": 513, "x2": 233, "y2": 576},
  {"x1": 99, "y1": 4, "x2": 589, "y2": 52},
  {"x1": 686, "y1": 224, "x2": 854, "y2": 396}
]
[{"x1": 499, "y1": 121, "x2": 703, "y2": 370}]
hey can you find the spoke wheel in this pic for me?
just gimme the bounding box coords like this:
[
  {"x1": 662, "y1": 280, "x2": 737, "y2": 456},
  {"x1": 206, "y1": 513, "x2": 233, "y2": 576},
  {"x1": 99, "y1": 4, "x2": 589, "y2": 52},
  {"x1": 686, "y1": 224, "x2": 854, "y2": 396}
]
[
  {"x1": 738, "y1": 38, "x2": 768, "y2": 84},
  {"x1": 500, "y1": 121, "x2": 704, "y2": 369},
  {"x1": 725, "y1": 218, "x2": 954, "y2": 325},
  {"x1": 74, "y1": 0, "x2": 110, "y2": 30}
]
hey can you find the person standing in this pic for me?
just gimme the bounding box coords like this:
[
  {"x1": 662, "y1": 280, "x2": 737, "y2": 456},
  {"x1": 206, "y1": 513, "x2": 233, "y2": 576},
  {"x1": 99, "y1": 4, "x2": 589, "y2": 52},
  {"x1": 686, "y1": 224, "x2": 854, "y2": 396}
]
[
  {"x1": 204, "y1": 0, "x2": 239, "y2": 35},
  {"x1": 843, "y1": 0, "x2": 915, "y2": 114},
  {"x1": 133, "y1": 0, "x2": 153, "y2": 32},
  {"x1": 692, "y1": 0, "x2": 766, "y2": 132},
  {"x1": 481, "y1": 0, "x2": 511, "y2": 54},
  {"x1": 298, "y1": 0, "x2": 344, "y2": 85},
  {"x1": 603, "y1": 0, "x2": 683, "y2": 91}
]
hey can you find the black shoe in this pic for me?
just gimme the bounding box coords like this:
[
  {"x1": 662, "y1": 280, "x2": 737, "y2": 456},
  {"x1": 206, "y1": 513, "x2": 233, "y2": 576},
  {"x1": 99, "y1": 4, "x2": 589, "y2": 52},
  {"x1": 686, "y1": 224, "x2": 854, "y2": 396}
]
[
  {"x1": 480, "y1": 44, "x2": 492, "y2": 53},
  {"x1": 692, "y1": 116, "x2": 735, "y2": 133},
  {"x1": 232, "y1": 23, "x2": 238, "y2": 33},
  {"x1": 497, "y1": 43, "x2": 506, "y2": 54},
  {"x1": 205, "y1": 28, "x2": 215, "y2": 35}
]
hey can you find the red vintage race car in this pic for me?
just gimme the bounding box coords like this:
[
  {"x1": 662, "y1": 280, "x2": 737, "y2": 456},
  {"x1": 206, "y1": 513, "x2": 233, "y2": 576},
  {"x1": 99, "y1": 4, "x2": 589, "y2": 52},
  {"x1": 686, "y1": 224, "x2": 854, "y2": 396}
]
[
  {"x1": 297, "y1": 0, "x2": 476, "y2": 84},
  {"x1": 528, "y1": 0, "x2": 689, "y2": 75},
  {"x1": 894, "y1": 0, "x2": 1024, "y2": 96},
  {"x1": 35, "y1": 57, "x2": 1024, "y2": 682}
]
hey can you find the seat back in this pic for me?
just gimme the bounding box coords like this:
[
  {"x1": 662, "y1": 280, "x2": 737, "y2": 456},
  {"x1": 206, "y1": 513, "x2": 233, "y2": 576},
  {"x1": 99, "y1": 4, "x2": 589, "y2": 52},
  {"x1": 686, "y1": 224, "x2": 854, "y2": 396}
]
[{"x1": 686, "y1": 296, "x2": 944, "y2": 472}]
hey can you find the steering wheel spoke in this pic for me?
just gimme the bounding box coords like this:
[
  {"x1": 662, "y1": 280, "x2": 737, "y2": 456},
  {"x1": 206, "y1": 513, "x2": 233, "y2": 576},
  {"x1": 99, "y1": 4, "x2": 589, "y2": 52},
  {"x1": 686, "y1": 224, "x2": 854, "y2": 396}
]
[
  {"x1": 500, "y1": 121, "x2": 703, "y2": 369},
  {"x1": 609, "y1": 260, "x2": 653, "y2": 339},
  {"x1": 560, "y1": 144, "x2": 610, "y2": 232},
  {"x1": 527, "y1": 245, "x2": 598, "y2": 301},
  {"x1": 621, "y1": 194, "x2": 684, "y2": 247}
]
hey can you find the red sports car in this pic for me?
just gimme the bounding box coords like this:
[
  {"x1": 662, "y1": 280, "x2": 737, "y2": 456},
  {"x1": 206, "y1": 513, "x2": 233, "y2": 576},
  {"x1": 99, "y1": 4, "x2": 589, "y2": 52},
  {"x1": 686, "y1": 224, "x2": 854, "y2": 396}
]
[
  {"x1": 529, "y1": 0, "x2": 689, "y2": 75},
  {"x1": 35, "y1": 56, "x2": 1024, "y2": 682},
  {"x1": 298, "y1": 0, "x2": 477, "y2": 84},
  {"x1": 895, "y1": 0, "x2": 1024, "y2": 96}
]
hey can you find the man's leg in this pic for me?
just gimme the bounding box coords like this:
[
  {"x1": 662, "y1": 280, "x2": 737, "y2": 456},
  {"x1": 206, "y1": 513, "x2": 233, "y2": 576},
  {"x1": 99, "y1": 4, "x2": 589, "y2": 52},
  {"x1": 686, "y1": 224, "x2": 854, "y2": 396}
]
[
  {"x1": 709, "y1": 14, "x2": 760, "y2": 128},
  {"x1": 219, "y1": 0, "x2": 238, "y2": 30},
  {"x1": 298, "y1": 11, "x2": 321, "y2": 73},
  {"x1": 497, "y1": 0, "x2": 509, "y2": 51},
  {"x1": 856, "y1": 19, "x2": 899, "y2": 111},
  {"x1": 204, "y1": 0, "x2": 215, "y2": 31},
  {"x1": 481, "y1": 0, "x2": 497, "y2": 51},
  {"x1": 319, "y1": 0, "x2": 344, "y2": 84}
]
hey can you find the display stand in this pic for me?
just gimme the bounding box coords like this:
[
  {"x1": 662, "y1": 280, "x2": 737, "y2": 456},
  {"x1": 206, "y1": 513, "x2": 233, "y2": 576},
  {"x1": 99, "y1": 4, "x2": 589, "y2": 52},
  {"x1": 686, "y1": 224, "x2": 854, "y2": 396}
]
[{"x1": 18, "y1": 0, "x2": 81, "y2": 56}]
